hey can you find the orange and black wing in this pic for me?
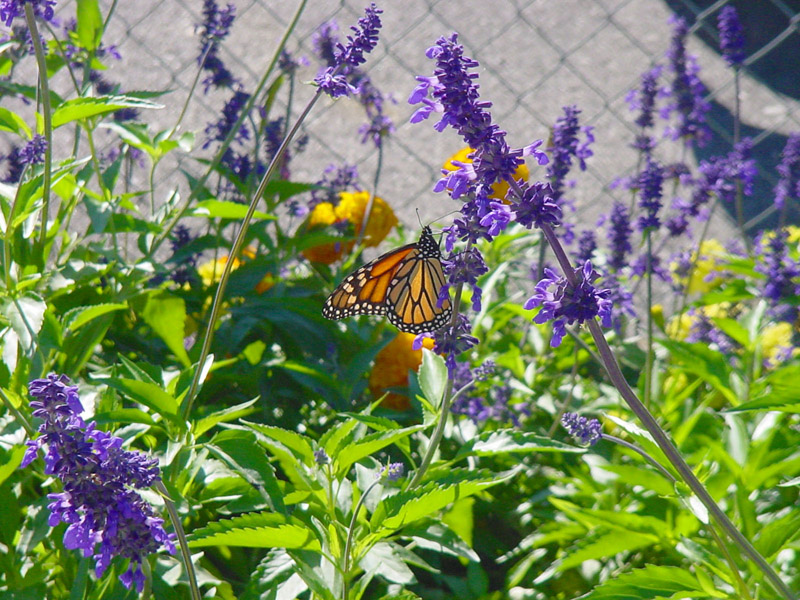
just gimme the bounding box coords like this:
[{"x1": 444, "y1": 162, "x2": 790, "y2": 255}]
[
  {"x1": 322, "y1": 242, "x2": 418, "y2": 320},
  {"x1": 323, "y1": 226, "x2": 452, "y2": 333},
  {"x1": 385, "y1": 253, "x2": 452, "y2": 334}
]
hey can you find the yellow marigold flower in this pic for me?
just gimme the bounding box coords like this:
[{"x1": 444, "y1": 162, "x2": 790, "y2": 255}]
[
  {"x1": 302, "y1": 202, "x2": 348, "y2": 264},
  {"x1": 302, "y1": 192, "x2": 398, "y2": 264},
  {"x1": 671, "y1": 239, "x2": 726, "y2": 294},
  {"x1": 369, "y1": 332, "x2": 435, "y2": 411},
  {"x1": 759, "y1": 322, "x2": 796, "y2": 368},
  {"x1": 443, "y1": 147, "x2": 530, "y2": 202},
  {"x1": 666, "y1": 303, "x2": 730, "y2": 340},
  {"x1": 334, "y1": 190, "x2": 398, "y2": 248},
  {"x1": 197, "y1": 255, "x2": 243, "y2": 287}
]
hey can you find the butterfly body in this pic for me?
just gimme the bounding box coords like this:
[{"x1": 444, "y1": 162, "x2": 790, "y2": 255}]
[{"x1": 322, "y1": 226, "x2": 452, "y2": 334}]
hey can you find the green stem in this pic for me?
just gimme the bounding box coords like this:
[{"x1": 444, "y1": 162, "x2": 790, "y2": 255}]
[
  {"x1": 24, "y1": 5, "x2": 53, "y2": 251},
  {"x1": 601, "y1": 434, "x2": 675, "y2": 483},
  {"x1": 153, "y1": 480, "x2": 201, "y2": 600},
  {"x1": 0, "y1": 386, "x2": 36, "y2": 437},
  {"x1": 407, "y1": 241, "x2": 470, "y2": 489},
  {"x1": 536, "y1": 220, "x2": 793, "y2": 599},
  {"x1": 183, "y1": 86, "x2": 323, "y2": 418},
  {"x1": 342, "y1": 477, "x2": 383, "y2": 600},
  {"x1": 147, "y1": 0, "x2": 308, "y2": 259}
]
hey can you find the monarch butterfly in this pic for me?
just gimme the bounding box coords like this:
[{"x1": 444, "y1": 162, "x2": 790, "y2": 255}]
[{"x1": 322, "y1": 226, "x2": 452, "y2": 334}]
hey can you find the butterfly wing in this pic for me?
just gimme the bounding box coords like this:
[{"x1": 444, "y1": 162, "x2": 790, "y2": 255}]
[
  {"x1": 322, "y1": 242, "x2": 418, "y2": 321},
  {"x1": 322, "y1": 226, "x2": 452, "y2": 333}
]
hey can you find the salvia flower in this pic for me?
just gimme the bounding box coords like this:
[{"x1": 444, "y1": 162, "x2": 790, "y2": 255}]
[
  {"x1": 440, "y1": 247, "x2": 489, "y2": 312},
  {"x1": 21, "y1": 374, "x2": 175, "y2": 592},
  {"x1": 774, "y1": 133, "x2": 800, "y2": 210},
  {"x1": 637, "y1": 157, "x2": 664, "y2": 231},
  {"x1": 561, "y1": 412, "x2": 602, "y2": 446},
  {"x1": 19, "y1": 133, "x2": 47, "y2": 166},
  {"x1": 576, "y1": 229, "x2": 597, "y2": 264},
  {"x1": 314, "y1": 4, "x2": 382, "y2": 98},
  {"x1": 384, "y1": 462, "x2": 404, "y2": 482},
  {"x1": 203, "y1": 90, "x2": 251, "y2": 149},
  {"x1": 604, "y1": 201, "x2": 632, "y2": 271},
  {"x1": 0, "y1": 0, "x2": 56, "y2": 26},
  {"x1": 431, "y1": 314, "x2": 479, "y2": 373},
  {"x1": 197, "y1": 0, "x2": 237, "y2": 92},
  {"x1": 524, "y1": 261, "x2": 613, "y2": 347},
  {"x1": 627, "y1": 65, "x2": 663, "y2": 130},
  {"x1": 546, "y1": 105, "x2": 595, "y2": 205},
  {"x1": 314, "y1": 448, "x2": 330, "y2": 465},
  {"x1": 718, "y1": 5, "x2": 746, "y2": 67},
  {"x1": 662, "y1": 16, "x2": 710, "y2": 146},
  {"x1": 510, "y1": 181, "x2": 562, "y2": 230},
  {"x1": 754, "y1": 229, "x2": 800, "y2": 317}
]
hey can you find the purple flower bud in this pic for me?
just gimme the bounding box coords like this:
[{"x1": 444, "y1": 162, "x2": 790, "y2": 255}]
[
  {"x1": 561, "y1": 412, "x2": 602, "y2": 446},
  {"x1": 718, "y1": 6, "x2": 746, "y2": 67}
]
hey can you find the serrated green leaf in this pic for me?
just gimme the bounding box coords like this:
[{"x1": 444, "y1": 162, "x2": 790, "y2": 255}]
[
  {"x1": 336, "y1": 425, "x2": 425, "y2": 477},
  {"x1": 141, "y1": 290, "x2": 191, "y2": 367},
  {"x1": 455, "y1": 429, "x2": 584, "y2": 459},
  {"x1": 373, "y1": 468, "x2": 516, "y2": 531},
  {"x1": 2, "y1": 293, "x2": 46, "y2": 351},
  {"x1": 209, "y1": 430, "x2": 285, "y2": 514},
  {"x1": 242, "y1": 421, "x2": 315, "y2": 466},
  {"x1": 195, "y1": 398, "x2": 258, "y2": 438},
  {"x1": 62, "y1": 302, "x2": 127, "y2": 333},
  {"x1": 575, "y1": 564, "x2": 709, "y2": 599},
  {"x1": 190, "y1": 199, "x2": 275, "y2": 221},
  {"x1": 190, "y1": 512, "x2": 319, "y2": 550}
]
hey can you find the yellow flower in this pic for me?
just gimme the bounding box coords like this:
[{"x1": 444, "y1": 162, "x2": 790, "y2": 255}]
[
  {"x1": 443, "y1": 147, "x2": 530, "y2": 202},
  {"x1": 197, "y1": 254, "x2": 243, "y2": 287},
  {"x1": 666, "y1": 303, "x2": 730, "y2": 340},
  {"x1": 759, "y1": 322, "x2": 796, "y2": 369},
  {"x1": 671, "y1": 239, "x2": 726, "y2": 294},
  {"x1": 334, "y1": 190, "x2": 398, "y2": 248},
  {"x1": 369, "y1": 332, "x2": 435, "y2": 411},
  {"x1": 786, "y1": 226, "x2": 800, "y2": 245},
  {"x1": 196, "y1": 248, "x2": 274, "y2": 293},
  {"x1": 302, "y1": 192, "x2": 398, "y2": 264}
]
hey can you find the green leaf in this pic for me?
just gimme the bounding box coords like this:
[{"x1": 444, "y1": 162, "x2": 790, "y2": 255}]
[
  {"x1": 51, "y1": 96, "x2": 162, "y2": 128},
  {"x1": 657, "y1": 339, "x2": 737, "y2": 403},
  {"x1": 335, "y1": 425, "x2": 425, "y2": 477},
  {"x1": 76, "y1": 0, "x2": 103, "y2": 51},
  {"x1": 559, "y1": 531, "x2": 656, "y2": 571},
  {"x1": 418, "y1": 349, "x2": 447, "y2": 407},
  {"x1": 190, "y1": 199, "x2": 275, "y2": 221},
  {"x1": 455, "y1": 429, "x2": 584, "y2": 459},
  {"x1": 575, "y1": 564, "x2": 711, "y2": 599},
  {"x1": 190, "y1": 512, "x2": 320, "y2": 550},
  {"x1": 62, "y1": 302, "x2": 127, "y2": 333},
  {"x1": 242, "y1": 421, "x2": 315, "y2": 466},
  {"x1": 141, "y1": 290, "x2": 191, "y2": 367},
  {"x1": 195, "y1": 398, "x2": 258, "y2": 438},
  {"x1": 104, "y1": 377, "x2": 180, "y2": 421},
  {"x1": 371, "y1": 468, "x2": 516, "y2": 531},
  {"x1": 2, "y1": 293, "x2": 46, "y2": 352},
  {"x1": 209, "y1": 430, "x2": 285, "y2": 514},
  {"x1": 0, "y1": 107, "x2": 31, "y2": 137}
]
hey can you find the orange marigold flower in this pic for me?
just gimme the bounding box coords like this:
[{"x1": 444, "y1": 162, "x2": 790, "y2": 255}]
[
  {"x1": 302, "y1": 192, "x2": 398, "y2": 264},
  {"x1": 443, "y1": 147, "x2": 530, "y2": 202},
  {"x1": 369, "y1": 332, "x2": 435, "y2": 411}
]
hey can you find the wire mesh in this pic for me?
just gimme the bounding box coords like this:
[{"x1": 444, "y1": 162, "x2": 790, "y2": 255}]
[{"x1": 4, "y1": 0, "x2": 800, "y2": 233}]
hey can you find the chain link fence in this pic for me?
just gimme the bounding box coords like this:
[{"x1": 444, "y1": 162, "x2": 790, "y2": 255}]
[{"x1": 8, "y1": 0, "x2": 800, "y2": 233}]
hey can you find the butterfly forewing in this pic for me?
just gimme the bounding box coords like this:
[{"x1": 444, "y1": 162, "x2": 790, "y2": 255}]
[{"x1": 322, "y1": 226, "x2": 452, "y2": 333}]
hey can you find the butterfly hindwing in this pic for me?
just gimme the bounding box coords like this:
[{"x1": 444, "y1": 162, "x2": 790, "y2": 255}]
[{"x1": 322, "y1": 226, "x2": 452, "y2": 333}]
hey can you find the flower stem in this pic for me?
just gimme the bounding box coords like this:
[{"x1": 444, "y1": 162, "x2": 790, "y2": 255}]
[
  {"x1": 342, "y1": 477, "x2": 383, "y2": 600},
  {"x1": 24, "y1": 5, "x2": 53, "y2": 252},
  {"x1": 154, "y1": 480, "x2": 201, "y2": 600},
  {"x1": 539, "y1": 222, "x2": 794, "y2": 600},
  {"x1": 147, "y1": 0, "x2": 308, "y2": 259},
  {"x1": 183, "y1": 86, "x2": 323, "y2": 417}
]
